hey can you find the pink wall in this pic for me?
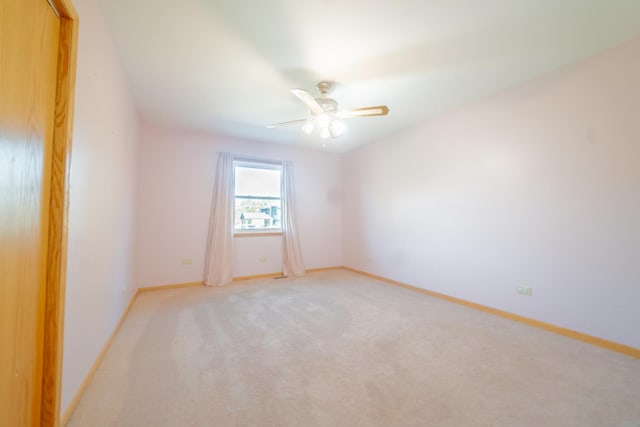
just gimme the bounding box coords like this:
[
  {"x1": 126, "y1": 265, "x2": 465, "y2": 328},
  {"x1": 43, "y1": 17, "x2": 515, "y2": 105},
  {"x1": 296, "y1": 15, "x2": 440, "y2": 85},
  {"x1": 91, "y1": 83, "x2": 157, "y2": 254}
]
[
  {"x1": 343, "y1": 37, "x2": 640, "y2": 348},
  {"x1": 135, "y1": 124, "x2": 343, "y2": 288},
  {"x1": 62, "y1": 0, "x2": 140, "y2": 414}
]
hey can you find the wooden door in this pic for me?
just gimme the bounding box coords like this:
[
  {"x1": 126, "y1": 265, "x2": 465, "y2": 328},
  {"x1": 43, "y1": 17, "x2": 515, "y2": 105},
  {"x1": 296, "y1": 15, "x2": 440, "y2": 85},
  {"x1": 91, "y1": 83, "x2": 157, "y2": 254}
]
[{"x1": 0, "y1": 0, "x2": 77, "y2": 425}]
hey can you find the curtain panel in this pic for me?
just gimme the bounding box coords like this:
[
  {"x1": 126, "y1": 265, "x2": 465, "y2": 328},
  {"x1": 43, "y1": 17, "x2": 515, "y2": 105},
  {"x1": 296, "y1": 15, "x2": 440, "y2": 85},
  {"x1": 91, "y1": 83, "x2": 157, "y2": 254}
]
[
  {"x1": 281, "y1": 160, "x2": 305, "y2": 276},
  {"x1": 204, "y1": 152, "x2": 234, "y2": 286}
]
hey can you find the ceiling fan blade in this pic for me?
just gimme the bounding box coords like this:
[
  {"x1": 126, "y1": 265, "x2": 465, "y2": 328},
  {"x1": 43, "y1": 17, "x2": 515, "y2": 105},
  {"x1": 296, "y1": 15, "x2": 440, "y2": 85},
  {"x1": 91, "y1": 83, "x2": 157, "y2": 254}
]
[
  {"x1": 337, "y1": 105, "x2": 389, "y2": 118},
  {"x1": 266, "y1": 118, "x2": 307, "y2": 128},
  {"x1": 291, "y1": 88, "x2": 324, "y2": 114}
]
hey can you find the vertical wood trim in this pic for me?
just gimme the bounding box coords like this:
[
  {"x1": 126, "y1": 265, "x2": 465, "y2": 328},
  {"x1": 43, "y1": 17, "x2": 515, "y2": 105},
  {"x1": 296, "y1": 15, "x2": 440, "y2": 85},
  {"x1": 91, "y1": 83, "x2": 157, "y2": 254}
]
[{"x1": 41, "y1": 0, "x2": 78, "y2": 426}]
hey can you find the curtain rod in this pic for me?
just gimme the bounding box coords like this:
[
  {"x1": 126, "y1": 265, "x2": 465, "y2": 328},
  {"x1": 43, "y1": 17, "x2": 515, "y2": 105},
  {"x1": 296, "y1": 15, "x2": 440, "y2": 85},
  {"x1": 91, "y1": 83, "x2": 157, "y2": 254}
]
[{"x1": 229, "y1": 153, "x2": 284, "y2": 165}]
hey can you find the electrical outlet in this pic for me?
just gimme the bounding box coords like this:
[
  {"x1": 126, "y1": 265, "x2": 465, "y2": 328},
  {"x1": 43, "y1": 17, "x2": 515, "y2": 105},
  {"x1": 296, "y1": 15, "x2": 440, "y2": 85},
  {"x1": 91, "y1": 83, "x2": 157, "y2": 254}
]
[
  {"x1": 182, "y1": 259, "x2": 192, "y2": 265},
  {"x1": 516, "y1": 286, "x2": 533, "y2": 296}
]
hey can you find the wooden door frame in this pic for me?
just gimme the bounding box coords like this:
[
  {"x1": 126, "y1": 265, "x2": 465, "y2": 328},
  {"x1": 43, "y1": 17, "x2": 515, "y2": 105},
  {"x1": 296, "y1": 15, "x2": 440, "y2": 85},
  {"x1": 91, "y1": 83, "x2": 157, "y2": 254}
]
[{"x1": 40, "y1": 0, "x2": 78, "y2": 425}]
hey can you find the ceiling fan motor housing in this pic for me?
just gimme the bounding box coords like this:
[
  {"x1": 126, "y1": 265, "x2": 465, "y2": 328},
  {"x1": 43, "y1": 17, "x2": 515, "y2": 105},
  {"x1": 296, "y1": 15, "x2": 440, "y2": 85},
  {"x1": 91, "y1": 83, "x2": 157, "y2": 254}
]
[{"x1": 316, "y1": 97, "x2": 338, "y2": 113}]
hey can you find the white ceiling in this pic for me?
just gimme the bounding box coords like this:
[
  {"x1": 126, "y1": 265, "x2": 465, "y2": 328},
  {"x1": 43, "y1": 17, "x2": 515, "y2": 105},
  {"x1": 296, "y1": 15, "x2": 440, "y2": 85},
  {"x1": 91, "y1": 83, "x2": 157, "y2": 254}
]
[{"x1": 96, "y1": 0, "x2": 640, "y2": 152}]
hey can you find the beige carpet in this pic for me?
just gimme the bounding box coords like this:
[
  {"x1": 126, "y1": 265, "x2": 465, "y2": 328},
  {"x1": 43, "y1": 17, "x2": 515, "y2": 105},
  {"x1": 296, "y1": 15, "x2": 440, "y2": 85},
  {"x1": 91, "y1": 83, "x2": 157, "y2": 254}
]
[{"x1": 67, "y1": 269, "x2": 640, "y2": 426}]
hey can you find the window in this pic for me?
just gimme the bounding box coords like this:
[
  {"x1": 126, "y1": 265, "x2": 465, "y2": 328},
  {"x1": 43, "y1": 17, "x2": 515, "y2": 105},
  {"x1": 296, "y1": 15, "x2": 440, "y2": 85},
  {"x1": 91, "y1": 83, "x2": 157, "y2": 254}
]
[{"x1": 234, "y1": 161, "x2": 282, "y2": 233}]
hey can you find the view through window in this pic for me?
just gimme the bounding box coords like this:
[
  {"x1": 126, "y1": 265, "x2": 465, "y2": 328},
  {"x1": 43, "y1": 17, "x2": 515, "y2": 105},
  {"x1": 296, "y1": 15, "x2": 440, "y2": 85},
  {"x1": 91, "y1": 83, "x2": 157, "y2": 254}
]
[{"x1": 234, "y1": 161, "x2": 282, "y2": 232}]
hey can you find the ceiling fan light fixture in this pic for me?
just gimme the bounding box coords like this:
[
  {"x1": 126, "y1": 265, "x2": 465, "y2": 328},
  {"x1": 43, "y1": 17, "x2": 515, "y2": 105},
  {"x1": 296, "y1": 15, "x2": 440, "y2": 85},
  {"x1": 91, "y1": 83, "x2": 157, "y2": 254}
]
[
  {"x1": 316, "y1": 113, "x2": 331, "y2": 128},
  {"x1": 267, "y1": 81, "x2": 389, "y2": 141},
  {"x1": 319, "y1": 127, "x2": 331, "y2": 139},
  {"x1": 302, "y1": 119, "x2": 314, "y2": 135},
  {"x1": 329, "y1": 120, "x2": 345, "y2": 137}
]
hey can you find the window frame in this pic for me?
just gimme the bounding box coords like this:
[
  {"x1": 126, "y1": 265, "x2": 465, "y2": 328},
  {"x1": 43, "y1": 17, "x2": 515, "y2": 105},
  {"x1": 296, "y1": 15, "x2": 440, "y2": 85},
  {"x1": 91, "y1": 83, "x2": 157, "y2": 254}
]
[{"x1": 232, "y1": 159, "x2": 283, "y2": 237}]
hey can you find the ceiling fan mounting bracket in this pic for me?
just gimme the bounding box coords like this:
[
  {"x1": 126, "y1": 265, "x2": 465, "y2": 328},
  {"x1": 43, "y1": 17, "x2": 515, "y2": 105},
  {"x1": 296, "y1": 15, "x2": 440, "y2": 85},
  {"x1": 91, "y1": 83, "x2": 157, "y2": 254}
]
[{"x1": 317, "y1": 81, "x2": 332, "y2": 96}]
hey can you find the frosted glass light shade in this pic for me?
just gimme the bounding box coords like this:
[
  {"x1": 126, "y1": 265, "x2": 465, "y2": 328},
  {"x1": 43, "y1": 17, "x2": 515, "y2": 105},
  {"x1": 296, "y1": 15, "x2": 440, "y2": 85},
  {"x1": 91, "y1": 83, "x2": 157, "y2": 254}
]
[
  {"x1": 316, "y1": 113, "x2": 331, "y2": 128},
  {"x1": 302, "y1": 120, "x2": 314, "y2": 135},
  {"x1": 319, "y1": 127, "x2": 331, "y2": 139},
  {"x1": 329, "y1": 120, "x2": 345, "y2": 137}
]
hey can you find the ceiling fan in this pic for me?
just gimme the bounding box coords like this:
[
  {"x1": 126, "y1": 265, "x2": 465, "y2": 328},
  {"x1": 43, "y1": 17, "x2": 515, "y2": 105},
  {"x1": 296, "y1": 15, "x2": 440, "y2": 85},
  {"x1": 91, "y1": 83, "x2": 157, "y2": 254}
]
[{"x1": 267, "y1": 81, "x2": 389, "y2": 140}]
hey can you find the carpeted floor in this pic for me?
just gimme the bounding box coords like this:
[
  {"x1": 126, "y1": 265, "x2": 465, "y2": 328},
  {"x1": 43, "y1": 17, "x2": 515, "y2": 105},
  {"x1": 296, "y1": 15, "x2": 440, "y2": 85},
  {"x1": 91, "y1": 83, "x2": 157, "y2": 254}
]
[{"x1": 67, "y1": 270, "x2": 640, "y2": 426}]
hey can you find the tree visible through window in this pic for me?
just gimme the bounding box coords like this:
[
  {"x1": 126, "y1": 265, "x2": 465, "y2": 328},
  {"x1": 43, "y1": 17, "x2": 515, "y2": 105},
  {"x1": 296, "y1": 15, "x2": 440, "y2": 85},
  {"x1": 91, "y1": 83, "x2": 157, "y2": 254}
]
[{"x1": 234, "y1": 161, "x2": 282, "y2": 232}]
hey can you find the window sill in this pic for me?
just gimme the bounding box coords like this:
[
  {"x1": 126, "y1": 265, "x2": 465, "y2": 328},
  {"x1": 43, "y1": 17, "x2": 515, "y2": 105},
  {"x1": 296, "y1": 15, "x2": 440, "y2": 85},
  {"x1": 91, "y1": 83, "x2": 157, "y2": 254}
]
[{"x1": 234, "y1": 231, "x2": 283, "y2": 238}]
